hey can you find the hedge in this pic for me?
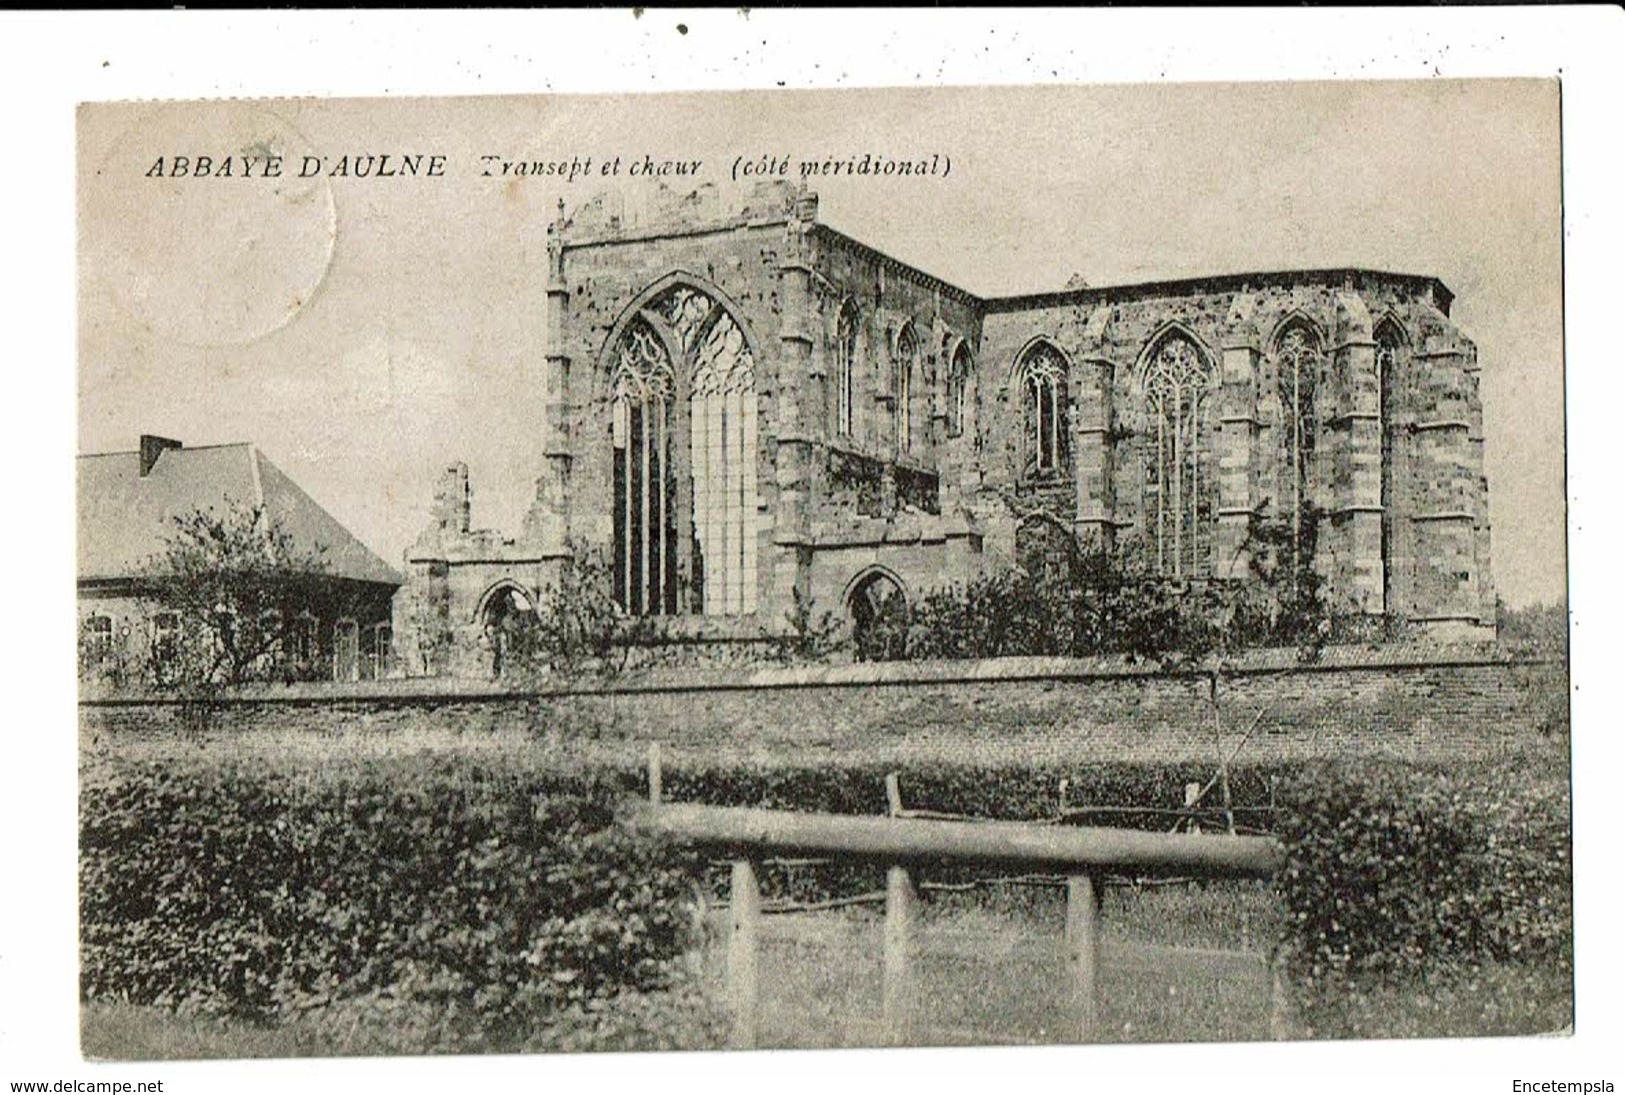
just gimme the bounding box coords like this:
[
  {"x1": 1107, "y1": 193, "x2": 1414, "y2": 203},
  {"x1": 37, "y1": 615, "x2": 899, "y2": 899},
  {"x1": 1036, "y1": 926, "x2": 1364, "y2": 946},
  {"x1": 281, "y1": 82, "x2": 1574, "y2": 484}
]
[
  {"x1": 80, "y1": 758, "x2": 703, "y2": 1051},
  {"x1": 1272, "y1": 760, "x2": 1572, "y2": 1035},
  {"x1": 81, "y1": 751, "x2": 1570, "y2": 1046}
]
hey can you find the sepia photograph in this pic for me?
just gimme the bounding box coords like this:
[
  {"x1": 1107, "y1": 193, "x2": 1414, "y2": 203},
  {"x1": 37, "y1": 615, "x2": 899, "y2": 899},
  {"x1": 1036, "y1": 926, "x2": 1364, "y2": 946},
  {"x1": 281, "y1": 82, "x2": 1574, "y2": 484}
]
[
  {"x1": 4, "y1": 8, "x2": 1615, "y2": 1095},
  {"x1": 73, "y1": 76, "x2": 1572, "y2": 1059}
]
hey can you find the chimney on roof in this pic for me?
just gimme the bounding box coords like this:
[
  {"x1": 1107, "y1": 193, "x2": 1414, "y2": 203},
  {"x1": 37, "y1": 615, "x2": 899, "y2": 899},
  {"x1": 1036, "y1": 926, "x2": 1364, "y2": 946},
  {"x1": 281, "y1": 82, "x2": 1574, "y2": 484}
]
[{"x1": 139, "y1": 435, "x2": 182, "y2": 478}]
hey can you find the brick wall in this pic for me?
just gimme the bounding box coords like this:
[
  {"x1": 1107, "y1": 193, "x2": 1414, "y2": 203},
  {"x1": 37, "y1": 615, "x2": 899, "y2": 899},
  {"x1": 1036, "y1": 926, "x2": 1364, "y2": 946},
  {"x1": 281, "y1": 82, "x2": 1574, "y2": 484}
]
[{"x1": 81, "y1": 648, "x2": 1566, "y2": 769}]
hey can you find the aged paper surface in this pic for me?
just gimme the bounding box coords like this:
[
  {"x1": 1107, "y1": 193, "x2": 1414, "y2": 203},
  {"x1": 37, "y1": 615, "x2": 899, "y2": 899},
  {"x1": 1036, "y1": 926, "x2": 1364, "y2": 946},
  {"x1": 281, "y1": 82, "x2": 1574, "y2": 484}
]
[
  {"x1": 77, "y1": 85, "x2": 1565, "y2": 600},
  {"x1": 13, "y1": 8, "x2": 1625, "y2": 1095}
]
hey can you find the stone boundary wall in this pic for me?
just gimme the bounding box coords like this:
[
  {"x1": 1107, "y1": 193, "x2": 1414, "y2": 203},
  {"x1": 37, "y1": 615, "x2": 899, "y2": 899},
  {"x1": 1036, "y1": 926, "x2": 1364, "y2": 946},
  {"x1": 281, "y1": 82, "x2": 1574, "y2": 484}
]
[{"x1": 81, "y1": 647, "x2": 1567, "y2": 769}]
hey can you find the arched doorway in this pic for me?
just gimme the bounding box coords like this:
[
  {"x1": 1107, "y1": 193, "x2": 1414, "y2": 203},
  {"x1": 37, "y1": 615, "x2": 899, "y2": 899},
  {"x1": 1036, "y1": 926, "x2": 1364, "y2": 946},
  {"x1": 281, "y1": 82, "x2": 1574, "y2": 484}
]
[
  {"x1": 478, "y1": 582, "x2": 535, "y2": 678},
  {"x1": 847, "y1": 569, "x2": 909, "y2": 662}
]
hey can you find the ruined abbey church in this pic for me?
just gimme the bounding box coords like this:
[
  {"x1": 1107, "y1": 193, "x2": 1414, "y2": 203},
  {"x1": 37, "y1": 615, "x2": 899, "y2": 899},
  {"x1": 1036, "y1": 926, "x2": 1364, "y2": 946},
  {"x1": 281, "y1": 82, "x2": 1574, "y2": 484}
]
[{"x1": 394, "y1": 182, "x2": 1494, "y2": 674}]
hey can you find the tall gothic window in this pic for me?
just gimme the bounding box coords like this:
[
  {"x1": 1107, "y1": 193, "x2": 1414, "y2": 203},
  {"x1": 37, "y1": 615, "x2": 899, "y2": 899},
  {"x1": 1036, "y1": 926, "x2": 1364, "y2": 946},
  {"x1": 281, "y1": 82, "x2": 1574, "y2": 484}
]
[
  {"x1": 894, "y1": 324, "x2": 919, "y2": 455},
  {"x1": 1017, "y1": 342, "x2": 1069, "y2": 479},
  {"x1": 946, "y1": 340, "x2": 972, "y2": 439},
  {"x1": 688, "y1": 302, "x2": 760, "y2": 616},
  {"x1": 611, "y1": 319, "x2": 678, "y2": 616},
  {"x1": 1276, "y1": 324, "x2": 1322, "y2": 560},
  {"x1": 835, "y1": 301, "x2": 859, "y2": 440},
  {"x1": 1375, "y1": 319, "x2": 1405, "y2": 613},
  {"x1": 609, "y1": 284, "x2": 759, "y2": 618},
  {"x1": 1142, "y1": 333, "x2": 1216, "y2": 577}
]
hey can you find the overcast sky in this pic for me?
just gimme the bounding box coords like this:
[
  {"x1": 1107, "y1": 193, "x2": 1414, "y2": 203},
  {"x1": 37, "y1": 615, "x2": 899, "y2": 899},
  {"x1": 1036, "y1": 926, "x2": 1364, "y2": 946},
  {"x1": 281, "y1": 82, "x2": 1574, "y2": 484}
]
[{"x1": 78, "y1": 80, "x2": 1564, "y2": 607}]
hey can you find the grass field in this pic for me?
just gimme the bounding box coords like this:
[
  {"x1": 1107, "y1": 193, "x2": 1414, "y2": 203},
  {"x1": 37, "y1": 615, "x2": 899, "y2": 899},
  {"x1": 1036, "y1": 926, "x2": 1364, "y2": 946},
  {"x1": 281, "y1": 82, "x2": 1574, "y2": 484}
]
[
  {"x1": 81, "y1": 860, "x2": 1570, "y2": 1059},
  {"x1": 76, "y1": 677, "x2": 1572, "y2": 1058},
  {"x1": 697, "y1": 889, "x2": 1280, "y2": 1049},
  {"x1": 82, "y1": 882, "x2": 1283, "y2": 1057}
]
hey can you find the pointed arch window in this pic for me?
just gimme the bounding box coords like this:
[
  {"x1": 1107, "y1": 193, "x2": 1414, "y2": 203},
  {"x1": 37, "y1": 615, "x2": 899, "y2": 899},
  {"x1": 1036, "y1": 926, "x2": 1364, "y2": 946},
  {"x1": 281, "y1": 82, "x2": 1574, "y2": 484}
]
[
  {"x1": 688, "y1": 300, "x2": 759, "y2": 616},
  {"x1": 1375, "y1": 319, "x2": 1406, "y2": 612},
  {"x1": 946, "y1": 340, "x2": 972, "y2": 439},
  {"x1": 1142, "y1": 333, "x2": 1216, "y2": 577},
  {"x1": 835, "y1": 301, "x2": 859, "y2": 439},
  {"x1": 1017, "y1": 342, "x2": 1069, "y2": 479},
  {"x1": 611, "y1": 318, "x2": 678, "y2": 616},
  {"x1": 894, "y1": 324, "x2": 919, "y2": 455},
  {"x1": 1276, "y1": 324, "x2": 1322, "y2": 557},
  {"x1": 608, "y1": 284, "x2": 759, "y2": 618}
]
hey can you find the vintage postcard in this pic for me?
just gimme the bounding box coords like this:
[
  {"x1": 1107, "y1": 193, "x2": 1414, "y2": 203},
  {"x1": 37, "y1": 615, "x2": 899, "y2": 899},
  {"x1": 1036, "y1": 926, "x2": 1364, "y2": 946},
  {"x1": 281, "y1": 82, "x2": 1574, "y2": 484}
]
[{"x1": 72, "y1": 74, "x2": 1572, "y2": 1079}]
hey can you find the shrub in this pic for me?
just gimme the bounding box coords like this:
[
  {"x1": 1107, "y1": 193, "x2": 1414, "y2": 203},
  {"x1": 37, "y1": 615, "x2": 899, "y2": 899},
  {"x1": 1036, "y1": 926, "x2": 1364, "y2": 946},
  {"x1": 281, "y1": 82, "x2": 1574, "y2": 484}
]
[
  {"x1": 502, "y1": 546, "x2": 653, "y2": 682},
  {"x1": 79, "y1": 759, "x2": 700, "y2": 1050},
  {"x1": 1497, "y1": 601, "x2": 1569, "y2": 660},
  {"x1": 770, "y1": 587, "x2": 847, "y2": 664},
  {"x1": 138, "y1": 501, "x2": 349, "y2": 687},
  {"x1": 82, "y1": 750, "x2": 1572, "y2": 1048},
  {"x1": 1272, "y1": 761, "x2": 1572, "y2": 1034},
  {"x1": 897, "y1": 512, "x2": 1383, "y2": 666}
]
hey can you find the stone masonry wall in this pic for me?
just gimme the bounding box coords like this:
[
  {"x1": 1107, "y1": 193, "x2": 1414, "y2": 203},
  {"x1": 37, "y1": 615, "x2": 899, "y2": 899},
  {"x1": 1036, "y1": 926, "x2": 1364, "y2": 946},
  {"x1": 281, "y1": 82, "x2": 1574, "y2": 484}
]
[
  {"x1": 978, "y1": 272, "x2": 1491, "y2": 627},
  {"x1": 395, "y1": 186, "x2": 1495, "y2": 673},
  {"x1": 82, "y1": 649, "x2": 1564, "y2": 770}
]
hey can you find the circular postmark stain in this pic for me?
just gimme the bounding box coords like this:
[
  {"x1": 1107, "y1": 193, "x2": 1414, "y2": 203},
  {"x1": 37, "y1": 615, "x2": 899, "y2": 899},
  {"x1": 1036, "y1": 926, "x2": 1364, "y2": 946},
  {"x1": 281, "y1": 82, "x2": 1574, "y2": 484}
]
[{"x1": 84, "y1": 101, "x2": 337, "y2": 348}]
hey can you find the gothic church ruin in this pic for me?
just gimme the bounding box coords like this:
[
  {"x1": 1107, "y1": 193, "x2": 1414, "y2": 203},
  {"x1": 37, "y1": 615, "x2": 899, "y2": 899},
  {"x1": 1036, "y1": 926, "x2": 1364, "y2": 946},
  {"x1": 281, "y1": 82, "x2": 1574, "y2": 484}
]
[{"x1": 396, "y1": 182, "x2": 1494, "y2": 674}]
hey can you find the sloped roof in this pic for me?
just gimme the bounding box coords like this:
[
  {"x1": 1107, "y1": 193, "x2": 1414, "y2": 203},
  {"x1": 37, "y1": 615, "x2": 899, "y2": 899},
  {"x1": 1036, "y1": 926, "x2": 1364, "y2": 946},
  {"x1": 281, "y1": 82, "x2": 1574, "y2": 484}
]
[{"x1": 77, "y1": 443, "x2": 402, "y2": 587}]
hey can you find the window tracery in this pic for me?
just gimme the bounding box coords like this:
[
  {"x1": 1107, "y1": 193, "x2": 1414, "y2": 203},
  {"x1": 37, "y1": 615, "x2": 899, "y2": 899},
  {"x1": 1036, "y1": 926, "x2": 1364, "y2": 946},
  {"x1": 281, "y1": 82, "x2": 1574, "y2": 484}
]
[
  {"x1": 1017, "y1": 343, "x2": 1069, "y2": 479},
  {"x1": 835, "y1": 302, "x2": 859, "y2": 439},
  {"x1": 1276, "y1": 324, "x2": 1321, "y2": 555},
  {"x1": 1141, "y1": 334, "x2": 1215, "y2": 576},
  {"x1": 609, "y1": 284, "x2": 759, "y2": 617}
]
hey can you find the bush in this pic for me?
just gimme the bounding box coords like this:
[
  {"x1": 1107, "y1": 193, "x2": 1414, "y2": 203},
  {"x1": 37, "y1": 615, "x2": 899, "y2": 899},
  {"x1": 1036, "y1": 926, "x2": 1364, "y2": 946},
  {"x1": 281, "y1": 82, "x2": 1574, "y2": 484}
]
[
  {"x1": 82, "y1": 749, "x2": 1572, "y2": 1048},
  {"x1": 896, "y1": 513, "x2": 1382, "y2": 666},
  {"x1": 1497, "y1": 601, "x2": 1569, "y2": 660},
  {"x1": 1273, "y1": 761, "x2": 1572, "y2": 1034},
  {"x1": 80, "y1": 759, "x2": 701, "y2": 1050}
]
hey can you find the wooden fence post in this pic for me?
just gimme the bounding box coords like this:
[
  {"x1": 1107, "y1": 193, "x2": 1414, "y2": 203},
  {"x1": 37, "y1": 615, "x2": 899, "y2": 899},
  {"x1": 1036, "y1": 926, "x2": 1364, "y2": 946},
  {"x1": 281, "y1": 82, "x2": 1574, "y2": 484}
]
[
  {"x1": 728, "y1": 858, "x2": 760, "y2": 1050},
  {"x1": 883, "y1": 863, "x2": 918, "y2": 1045},
  {"x1": 1066, "y1": 873, "x2": 1101, "y2": 1042},
  {"x1": 885, "y1": 772, "x2": 904, "y2": 817},
  {"x1": 647, "y1": 741, "x2": 663, "y2": 805},
  {"x1": 1268, "y1": 952, "x2": 1292, "y2": 1040},
  {"x1": 685, "y1": 878, "x2": 712, "y2": 981}
]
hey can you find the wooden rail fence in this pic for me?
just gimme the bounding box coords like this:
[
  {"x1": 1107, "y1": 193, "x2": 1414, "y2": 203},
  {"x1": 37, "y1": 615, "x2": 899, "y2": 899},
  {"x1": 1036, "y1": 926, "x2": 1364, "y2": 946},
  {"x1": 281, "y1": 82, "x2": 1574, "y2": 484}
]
[{"x1": 623, "y1": 750, "x2": 1285, "y2": 1049}]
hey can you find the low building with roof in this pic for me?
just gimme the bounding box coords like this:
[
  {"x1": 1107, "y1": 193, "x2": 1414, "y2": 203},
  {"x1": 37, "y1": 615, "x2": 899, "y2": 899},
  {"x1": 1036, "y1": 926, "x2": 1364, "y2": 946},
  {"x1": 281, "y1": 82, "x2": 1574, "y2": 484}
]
[{"x1": 77, "y1": 434, "x2": 402, "y2": 683}]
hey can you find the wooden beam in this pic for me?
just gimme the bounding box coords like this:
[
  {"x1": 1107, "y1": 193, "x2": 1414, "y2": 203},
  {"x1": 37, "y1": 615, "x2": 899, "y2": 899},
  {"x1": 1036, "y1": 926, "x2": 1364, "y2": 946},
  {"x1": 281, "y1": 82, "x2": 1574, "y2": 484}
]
[{"x1": 625, "y1": 802, "x2": 1282, "y2": 879}]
